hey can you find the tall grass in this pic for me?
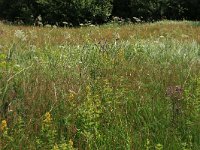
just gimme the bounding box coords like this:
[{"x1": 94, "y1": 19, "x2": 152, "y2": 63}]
[{"x1": 0, "y1": 21, "x2": 200, "y2": 149}]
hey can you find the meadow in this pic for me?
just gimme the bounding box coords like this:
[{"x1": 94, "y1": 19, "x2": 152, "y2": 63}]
[{"x1": 0, "y1": 21, "x2": 200, "y2": 149}]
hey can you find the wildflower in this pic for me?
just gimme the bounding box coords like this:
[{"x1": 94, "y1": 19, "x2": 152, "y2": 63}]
[
  {"x1": 44, "y1": 24, "x2": 52, "y2": 28},
  {"x1": 145, "y1": 138, "x2": 151, "y2": 150},
  {"x1": 14, "y1": 30, "x2": 27, "y2": 41},
  {"x1": 146, "y1": 138, "x2": 150, "y2": 145},
  {"x1": 52, "y1": 144, "x2": 59, "y2": 150},
  {"x1": 181, "y1": 34, "x2": 189, "y2": 38},
  {"x1": 43, "y1": 112, "x2": 52, "y2": 124},
  {"x1": 118, "y1": 50, "x2": 124, "y2": 60},
  {"x1": 86, "y1": 85, "x2": 91, "y2": 93},
  {"x1": 68, "y1": 139, "x2": 74, "y2": 147},
  {"x1": 30, "y1": 45, "x2": 36, "y2": 52},
  {"x1": 69, "y1": 92, "x2": 75, "y2": 100},
  {"x1": 114, "y1": 32, "x2": 120, "y2": 40},
  {"x1": 104, "y1": 79, "x2": 109, "y2": 85},
  {"x1": 159, "y1": 35, "x2": 164, "y2": 38},
  {"x1": 68, "y1": 90, "x2": 77, "y2": 100},
  {"x1": 0, "y1": 61, "x2": 6, "y2": 68},
  {"x1": 1, "y1": 120, "x2": 7, "y2": 131},
  {"x1": 59, "y1": 45, "x2": 65, "y2": 49}
]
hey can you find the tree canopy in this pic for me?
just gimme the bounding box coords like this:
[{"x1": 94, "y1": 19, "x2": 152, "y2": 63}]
[{"x1": 0, "y1": 0, "x2": 199, "y2": 26}]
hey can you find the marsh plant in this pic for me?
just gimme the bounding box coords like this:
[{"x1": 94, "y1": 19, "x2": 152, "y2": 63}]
[{"x1": 0, "y1": 21, "x2": 200, "y2": 149}]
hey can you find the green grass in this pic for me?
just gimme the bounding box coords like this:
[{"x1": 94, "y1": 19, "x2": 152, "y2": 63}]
[{"x1": 0, "y1": 21, "x2": 200, "y2": 149}]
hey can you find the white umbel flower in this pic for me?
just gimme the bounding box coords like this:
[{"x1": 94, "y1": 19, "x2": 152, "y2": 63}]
[{"x1": 14, "y1": 30, "x2": 27, "y2": 41}]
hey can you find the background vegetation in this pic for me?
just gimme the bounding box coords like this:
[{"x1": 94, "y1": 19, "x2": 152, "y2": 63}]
[
  {"x1": 0, "y1": 0, "x2": 199, "y2": 26},
  {"x1": 0, "y1": 21, "x2": 200, "y2": 149}
]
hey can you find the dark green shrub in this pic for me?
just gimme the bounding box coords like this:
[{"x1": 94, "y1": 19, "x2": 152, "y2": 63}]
[{"x1": 36, "y1": 0, "x2": 113, "y2": 25}]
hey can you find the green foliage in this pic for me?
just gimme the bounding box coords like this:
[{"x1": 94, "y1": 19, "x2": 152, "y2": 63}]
[
  {"x1": 112, "y1": 0, "x2": 200, "y2": 21},
  {"x1": 36, "y1": 0, "x2": 113, "y2": 25},
  {"x1": 0, "y1": 0, "x2": 34, "y2": 23},
  {"x1": 0, "y1": 0, "x2": 199, "y2": 25}
]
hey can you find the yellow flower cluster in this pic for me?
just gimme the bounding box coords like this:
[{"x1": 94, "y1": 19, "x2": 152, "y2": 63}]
[
  {"x1": 52, "y1": 144, "x2": 59, "y2": 150},
  {"x1": 69, "y1": 92, "x2": 75, "y2": 100},
  {"x1": 68, "y1": 90, "x2": 77, "y2": 101},
  {"x1": 86, "y1": 85, "x2": 91, "y2": 93},
  {"x1": 1, "y1": 120, "x2": 7, "y2": 131},
  {"x1": 43, "y1": 112, "x2": 52, "y2": 124},
  {"x1": 68, "y1": 139, "x2": 73, "y2": 147}
]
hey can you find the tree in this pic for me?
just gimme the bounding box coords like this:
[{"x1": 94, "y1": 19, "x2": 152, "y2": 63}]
[
  {"x1": 0, "y1": 0, "x2": 36, "y2": 23},
  {"x1": 0, "y1": 0, "x2": 199, "y2": 25},
  {"x1": 36, "y1": 0, "x2": 113, "y2": 25},
  {"x1": 183, "y1": 0, "x2": 200, "y2": 20},
  {"x1": 112, "y1": 0, "x2": 131, "y2": 18}
]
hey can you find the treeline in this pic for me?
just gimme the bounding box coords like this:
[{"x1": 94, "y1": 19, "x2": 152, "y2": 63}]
[{"x1": 0, "y1": 0, "x2": 199, "y2": 26}]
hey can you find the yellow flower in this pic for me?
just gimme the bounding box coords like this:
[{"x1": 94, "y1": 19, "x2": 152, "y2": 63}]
[
  {"x1": 0, "y1": 61, "x2": 6, "y2": 68},
  {"x1": 52, "y1": 144, "x2": 59, "y2": 150},
  {"x1": 43, "y1": 112, "x2": 52, "y2": 124},
  {"x1": 103, "y1": 79, "x2": 109, "y2": 85},
  {"x1": 69, "y1": 92, "x2": 75, "y2": 100},
  {"x1": 69, "y1": 139, "x2": 73, "y2": 147},
  {"x1": 118, "y1": 50, "x2": 124, "y2": 60},
  {"x1": 68, "y1": 90, "x2": 77, "y2": 101},
  {"x1": 86, "y1": 85, "x2": 91, "y2": 93},
  {"x1": 1, "y1": 120, "x2": 7, "y2": 131}
]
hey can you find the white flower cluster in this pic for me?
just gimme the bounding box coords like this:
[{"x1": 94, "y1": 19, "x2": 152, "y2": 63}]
[{"x1": 14, "y1": 30, "x2": 27, "y2": 41}]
